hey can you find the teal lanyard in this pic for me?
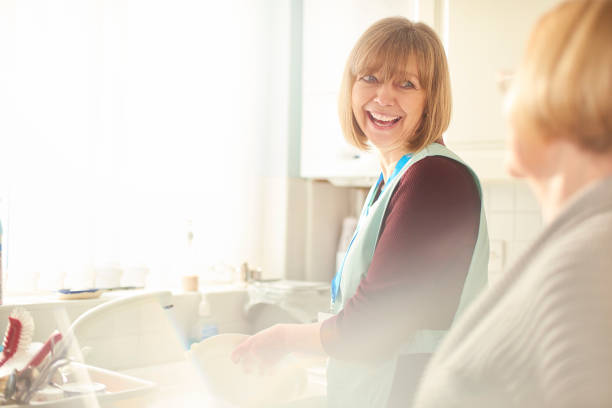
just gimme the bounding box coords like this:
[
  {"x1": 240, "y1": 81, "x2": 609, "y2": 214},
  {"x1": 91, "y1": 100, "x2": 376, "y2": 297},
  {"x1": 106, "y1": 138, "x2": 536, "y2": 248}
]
[{"x1": 331, "y1": 154, "x2": 412, "y2": 303}]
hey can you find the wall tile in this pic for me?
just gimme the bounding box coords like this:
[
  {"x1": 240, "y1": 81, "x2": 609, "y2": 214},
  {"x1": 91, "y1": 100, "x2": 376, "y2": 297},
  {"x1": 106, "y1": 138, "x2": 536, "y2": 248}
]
[
  {"x1": 486, "y1": 182, "x2": 515, "y2": 212},
  {"x1": 114, "y1": 307, "x2": 143, "y2": 336},
  {"x1": 481, "y1": 180, "x2": 543, "y2": 273},
  {"x1": 139, "y1": 331, "x2": 185, "y2": 367},
  {"x1": 107, "y1": 335, "x2": 141, "y2": 371},
  {"x1": 481, "y1": 184, "x2": 492, "y2": 214},
  {"x1": 81, "y1": 337, "x2": 115, "y2": 369},
  {"x1": 515, "y1": 182, "x2": 541, "y2": 211},
  {"x1": 514, "y1": 212, "x2": 543, "y2": 241},
  {"x1": 81, "y1": 313, "x2": 118, "y2": 339},
  {"x1": 486, "y1": 213, "x2": 515, "y2": 241}
]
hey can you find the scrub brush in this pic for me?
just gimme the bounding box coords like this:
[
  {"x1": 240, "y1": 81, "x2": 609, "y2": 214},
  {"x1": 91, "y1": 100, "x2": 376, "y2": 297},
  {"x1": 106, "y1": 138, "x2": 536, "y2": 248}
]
[
  {"x1": 24, "y1": 331, "x2": 63, "y2": 369},
  {"x1": 0, "y1": 308, "x2": 35, "y2": 368}
]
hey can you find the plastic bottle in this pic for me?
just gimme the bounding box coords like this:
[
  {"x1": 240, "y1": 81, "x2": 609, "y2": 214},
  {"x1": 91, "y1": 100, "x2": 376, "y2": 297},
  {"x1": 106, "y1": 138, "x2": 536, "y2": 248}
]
[
  {"x1": 188, "y1": 319, "x2": 219, "y2": 347},
  {"x1": 185, "y1": 220, "x2": 194, "y2": 275},
  {"x1": 178, "y1": 219, "x2": 199, "y2": 291}
]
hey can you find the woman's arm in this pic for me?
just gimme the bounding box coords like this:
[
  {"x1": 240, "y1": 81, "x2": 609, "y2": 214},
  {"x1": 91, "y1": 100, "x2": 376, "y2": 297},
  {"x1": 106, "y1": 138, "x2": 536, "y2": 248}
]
[
  {"x1": 232, "y1": 156, "x2": 481, "y2": 369},
  {"x1": 321, "y1": 156, "x2": 481, "y2": 362},
  {"x1": 231, "y1": 322, "x2": 325, "y2": 372}
]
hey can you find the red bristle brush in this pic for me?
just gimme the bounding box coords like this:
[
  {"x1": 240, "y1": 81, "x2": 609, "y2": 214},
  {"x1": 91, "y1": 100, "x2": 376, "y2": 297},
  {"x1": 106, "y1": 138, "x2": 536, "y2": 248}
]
[
  {"x1": 0, "y1": 308, "x2": 35, "y2": 368},
  {"x1": 24, "y1": 331, "x2": 63, "y2": 369}
]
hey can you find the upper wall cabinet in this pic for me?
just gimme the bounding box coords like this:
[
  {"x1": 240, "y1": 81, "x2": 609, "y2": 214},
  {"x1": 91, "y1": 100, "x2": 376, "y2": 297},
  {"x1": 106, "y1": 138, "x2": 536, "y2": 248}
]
[
  {"x1": 444, "y1": 0, "x2": 561, "y2": 179},
  {"x1": 300, "y1": 0, "x2": 418, "y2": 184},
  {"x1": 300, "y1": 0, "x2": 560, "y2": 182}
]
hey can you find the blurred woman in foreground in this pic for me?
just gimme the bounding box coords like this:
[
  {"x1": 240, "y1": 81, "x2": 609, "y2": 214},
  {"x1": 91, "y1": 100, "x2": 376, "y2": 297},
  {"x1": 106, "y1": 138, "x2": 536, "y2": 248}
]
[{"x1": 414, "y1": 0, "x2": 612, "y2": 406}]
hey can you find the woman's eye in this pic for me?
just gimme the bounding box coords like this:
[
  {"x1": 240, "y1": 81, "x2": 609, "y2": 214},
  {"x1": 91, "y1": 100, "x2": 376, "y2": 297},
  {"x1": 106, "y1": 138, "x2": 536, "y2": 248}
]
[
  {"x1": 361, "y1": 75, "x2": 378, "y2": 83},
  {"x1": 399, "y1": 80, "x2": 415, "y2": 89}
]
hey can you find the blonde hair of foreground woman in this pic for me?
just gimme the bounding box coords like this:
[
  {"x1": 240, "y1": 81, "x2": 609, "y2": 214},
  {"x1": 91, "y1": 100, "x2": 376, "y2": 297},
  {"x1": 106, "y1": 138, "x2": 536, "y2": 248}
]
[
  {"x1": 508, "y1": 0, "x2": 612, "y2": 152},
  {"x1": 412, "y1": 2, "x2": 612, "y2": 406},
  {"x1": 505, "y1": 0, "x2": 612, "y2": 221},
  {"x1": 338, "y1": 17, "x2": 451, "y2": 153}
]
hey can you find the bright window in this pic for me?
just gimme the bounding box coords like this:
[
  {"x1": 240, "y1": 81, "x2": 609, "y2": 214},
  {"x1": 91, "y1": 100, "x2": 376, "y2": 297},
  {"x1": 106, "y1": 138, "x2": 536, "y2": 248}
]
[{"x1": 0, "y1": 0, "x2": 290, "y2": 292}]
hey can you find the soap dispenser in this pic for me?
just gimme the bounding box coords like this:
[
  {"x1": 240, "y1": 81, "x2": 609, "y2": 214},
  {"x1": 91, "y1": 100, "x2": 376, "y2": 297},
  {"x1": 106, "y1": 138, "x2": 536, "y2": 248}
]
[{"x1": 180, "y1": 219, "x2": 199, "y2": 291}]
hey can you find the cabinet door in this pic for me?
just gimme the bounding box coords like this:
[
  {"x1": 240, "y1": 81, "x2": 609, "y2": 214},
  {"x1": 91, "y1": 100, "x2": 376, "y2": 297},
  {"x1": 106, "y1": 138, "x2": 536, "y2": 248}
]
[
  {"x1": 301, "y1": 0, "x2": 417, "y2": 182},
  {"x1": 444, "y1": 0, "x2": 561, "y2": 179}
]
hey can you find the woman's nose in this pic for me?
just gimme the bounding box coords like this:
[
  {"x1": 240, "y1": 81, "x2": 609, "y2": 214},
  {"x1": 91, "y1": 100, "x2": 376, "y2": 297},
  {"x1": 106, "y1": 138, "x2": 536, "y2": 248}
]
[{"x1": 373, "y1": 83, "x2": 395, "y2": 106}]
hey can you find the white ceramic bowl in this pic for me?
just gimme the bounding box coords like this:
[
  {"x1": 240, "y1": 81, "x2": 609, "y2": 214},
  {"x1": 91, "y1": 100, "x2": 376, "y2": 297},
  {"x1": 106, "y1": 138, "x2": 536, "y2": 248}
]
[
  {"x1": 94, "y1": 265, "x2": 123, "y2": 289},
  {"x1": 121, "y1": 266, "x2": 149, "y2": 288},
  {"x1": 186, "y1": 333, "x2": 307, "y2": 408}
]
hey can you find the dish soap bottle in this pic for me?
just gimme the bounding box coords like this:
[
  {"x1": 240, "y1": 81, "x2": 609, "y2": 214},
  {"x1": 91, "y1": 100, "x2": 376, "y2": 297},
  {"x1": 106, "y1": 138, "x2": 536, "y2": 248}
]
[{"x1": 180, "y1": 219, "x2": 199, "y2": 292}]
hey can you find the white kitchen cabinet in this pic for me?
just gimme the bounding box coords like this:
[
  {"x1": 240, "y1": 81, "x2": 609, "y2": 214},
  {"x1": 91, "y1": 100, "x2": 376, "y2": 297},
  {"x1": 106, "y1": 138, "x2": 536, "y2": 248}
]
[
  {"x1": 301, "y1": 0, "x2": 563, "y2": 182},
  {"x1": 300, "y1": 0, "x2": 418, "y2": 184},
  {"x1": 444, "y1": 0, "x2": 561, "y2": 179}
]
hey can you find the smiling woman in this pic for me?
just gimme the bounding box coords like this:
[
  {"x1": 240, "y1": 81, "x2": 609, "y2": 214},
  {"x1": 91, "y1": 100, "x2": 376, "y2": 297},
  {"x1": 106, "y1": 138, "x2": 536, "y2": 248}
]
[
  {"x1": 231, "y1": 17, "x2": 490, "y2": 408},
  {"x1": 0, "y1": 0, "x2": 292, "y2": 292}
]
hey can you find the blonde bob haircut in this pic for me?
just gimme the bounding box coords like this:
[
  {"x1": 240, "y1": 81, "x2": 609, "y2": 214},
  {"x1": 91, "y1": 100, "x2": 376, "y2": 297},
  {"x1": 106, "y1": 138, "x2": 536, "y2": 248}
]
[
  {"x1": 338, "y1": 17, "x2": 451, "y2": 152},
  {"x1": 509, "y1": 0, "x2": 612, "y2": 152}
]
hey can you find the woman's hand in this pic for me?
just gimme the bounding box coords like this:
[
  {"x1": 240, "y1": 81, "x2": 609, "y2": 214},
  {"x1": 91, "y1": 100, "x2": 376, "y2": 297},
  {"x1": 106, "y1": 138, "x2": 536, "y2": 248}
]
[
  {"x1": 231, "y1": 322, "x2": 326, "y2": 375},
  {"x1": 231, "y1": 324, "x2": 289, "y2": 375}
]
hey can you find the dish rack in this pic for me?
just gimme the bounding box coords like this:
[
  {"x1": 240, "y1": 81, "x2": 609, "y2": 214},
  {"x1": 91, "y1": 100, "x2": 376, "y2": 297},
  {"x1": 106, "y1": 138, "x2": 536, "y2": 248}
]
[
  {"x1": 3, "y1": 363, "x2": 156, "y2": 408},
  {"x1": 1, "y1": 291, "x2": 171, "y2": 406}
]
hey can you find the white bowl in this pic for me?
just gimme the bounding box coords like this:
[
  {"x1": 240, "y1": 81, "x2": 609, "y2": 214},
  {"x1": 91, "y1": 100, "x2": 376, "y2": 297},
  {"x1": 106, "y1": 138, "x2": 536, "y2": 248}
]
[
  {"x1": 121, "y1": 266, "x2": 149, "y2": 287},
  {"x1": 94, "y1": 265, "x2": 123, "y2": 289},
  {"x1": 186, "y1": 333, "x2": 307, "y2": 407}
]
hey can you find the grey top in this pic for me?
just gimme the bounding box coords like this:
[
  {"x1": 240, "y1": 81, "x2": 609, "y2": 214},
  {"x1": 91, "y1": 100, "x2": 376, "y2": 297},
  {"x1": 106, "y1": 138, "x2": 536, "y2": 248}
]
[{"x1": 414, "y1": 176, "x2": 612, "y2": 408}]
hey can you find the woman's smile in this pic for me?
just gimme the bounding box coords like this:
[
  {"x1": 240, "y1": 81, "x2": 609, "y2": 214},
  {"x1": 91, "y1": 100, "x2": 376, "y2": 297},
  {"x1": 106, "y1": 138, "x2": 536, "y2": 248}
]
[{"x1": 367, "y1": 110, "x2": 403, "y2": 129}]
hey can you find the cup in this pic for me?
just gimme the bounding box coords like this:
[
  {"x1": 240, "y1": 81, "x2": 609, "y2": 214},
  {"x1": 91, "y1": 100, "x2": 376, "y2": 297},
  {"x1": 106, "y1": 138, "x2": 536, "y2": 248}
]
[
  {"x1": 181, "y1": 275, "x2": 199, "y2": 292},
  {"x1": 121, "y1": 265, "x2": 149, "y2": 288},
  {"x1": 94, "y1": 264, "x2": 123, "y2": 289}
]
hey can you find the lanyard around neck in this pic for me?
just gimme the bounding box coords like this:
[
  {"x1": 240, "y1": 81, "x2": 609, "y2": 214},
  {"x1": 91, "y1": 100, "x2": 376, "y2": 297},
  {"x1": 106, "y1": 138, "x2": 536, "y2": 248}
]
[
  {"x1": 331, "y1": 153, "x2": 412, "y2": 303},
  {"x1": 366, "y1": 154, "x2": 412, "y2": 215},
  {"x1": 377, "y1": 154, "x2": 412, "y2": 195}
]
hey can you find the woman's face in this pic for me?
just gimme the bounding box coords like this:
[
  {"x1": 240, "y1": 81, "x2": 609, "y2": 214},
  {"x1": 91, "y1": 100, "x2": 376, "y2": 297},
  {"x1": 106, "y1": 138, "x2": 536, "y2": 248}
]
[
  {"x1": 505, "y1": 118, "x2": 556, "y2": 180},
  {"x1": 351, "y1": 56, "x2": 426, "y2": 154},
  {"x1": 504, "y1": 86, "x2": 557, "y2": 180}
]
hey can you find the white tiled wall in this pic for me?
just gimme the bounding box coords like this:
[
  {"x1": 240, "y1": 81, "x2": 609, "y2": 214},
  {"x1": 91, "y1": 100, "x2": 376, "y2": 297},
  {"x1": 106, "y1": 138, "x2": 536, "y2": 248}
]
[
  {"x1": 0, "y1": 290, "x2": 251, "y2": 372},
  {"x1": 482, "y1": 180, "x2": 543, "y2": 278},
  {"x1": 75, "y1": 290, "x2": 251, "y2": 371}
]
